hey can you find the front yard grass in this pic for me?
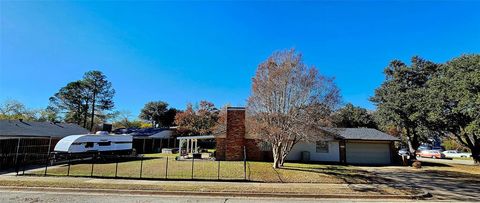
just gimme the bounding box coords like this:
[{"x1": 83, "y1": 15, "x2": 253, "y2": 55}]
[
  {"x1": 27, "y1": 153, "x2": 371, "y2": 183},
  {"x1": 12, "y1": 154, "x2": 424, "y2": 196}
]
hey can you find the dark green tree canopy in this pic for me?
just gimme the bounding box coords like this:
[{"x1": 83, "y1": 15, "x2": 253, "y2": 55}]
[
  {"x1": 83, "y1": 71, "x2": 115, "y2": 130},
  {"x1": 426, "y1": 54, "x2": 480, "y2": 163},
  {"x1": 49, "y1": 70, "x2": 115, "y2": 130},
  {"x1": 139, "y1": 101, "x2": 177, "y2": 127},
  {"x1": 372, "y1": 54, "x2": 480, "y2": 164},
  {"x1": 49, "y1": 80, "x2": 89, "y2": 126},
  {"x1": 371, "y1": 56, "x2": 438, "y2": 153},
  {"x1": 333, "y1": 103, "x2": 376, "y2": 128}
]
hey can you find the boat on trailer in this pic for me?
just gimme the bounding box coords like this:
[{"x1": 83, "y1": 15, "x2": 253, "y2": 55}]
[{"x1": 54, "y1": 131, "x2": 133, "y2": 155}]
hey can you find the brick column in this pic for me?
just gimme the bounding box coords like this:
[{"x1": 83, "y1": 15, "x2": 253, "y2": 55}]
[
  {"x1": 215, "y1": 138, "x2": 226, "y2": 160},
  {"x1": 225, "y1": 107, "x2": 246, "y2": 161}
]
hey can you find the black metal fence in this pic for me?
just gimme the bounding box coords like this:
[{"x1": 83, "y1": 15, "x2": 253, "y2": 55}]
[
  {"x1": 16, "y1": 152, "x2": 249, "y2": 181},
  {"x1": 2, "y1": 137, "x2": 249, "y2": 181},
  {"x1": 0, "y1": 137, "x2": 54, "y2": 170}
]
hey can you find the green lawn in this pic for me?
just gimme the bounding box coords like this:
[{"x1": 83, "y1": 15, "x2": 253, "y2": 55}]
[{"x1": 29, "y1": 153, "x2": 369, "y2": 183}]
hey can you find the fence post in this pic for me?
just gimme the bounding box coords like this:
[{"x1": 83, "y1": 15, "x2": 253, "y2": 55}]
[
  {"x1": 115, "y1": 155, "x2": 119, "y2": 178},
  {"x1": 90, "y1": 154, "x2": 95, "y2": 177},
  {"x1": 22, "y1": 152, "x2": 26, "y2": 175},
  {"x1": 43, "y1": 137, "x2": 52, "y2": 176},
  {"x1": 217, "y1": 160, "x2": 220, "y2": 180},
  {"x1": 43, "y1": 153, "x2": 49, "y2": 176},
  {"x1": 191, "y1": 156, "x2": 194, "y2": 179},
  {"x1": 143, "y1": 139, "x2": 146, "y2": 154},
  {"x1": 67, "y1": 154, "x2": 71, "y2": 176},
  {"x1": 14, "y1": 138, "x2": 20, "y2": 176},
  {"x1": 243, "y1": 146, "x2": 247, "y2": 180},
  {"x1": 140, "y1": 155, "x2": 144, "y2": 178},
  {"x1": 165, "y1": 157, "x2": 168, "y2": 179}
]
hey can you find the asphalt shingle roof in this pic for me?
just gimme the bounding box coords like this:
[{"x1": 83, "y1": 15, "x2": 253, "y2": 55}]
[
  {"x1": 112, "y1": 127, "x2": 173, "y2": 138},
  {"x1": 0, "y1": 120, "x2": 89, "y2": 138},
  {"x1": 320, "y1": 127, "x2": 399, "y2": 141}
]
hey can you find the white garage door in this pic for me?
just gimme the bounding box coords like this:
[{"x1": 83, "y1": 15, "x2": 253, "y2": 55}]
[{"x1": 346, "y1": 142, "x2": 391, "y2": 165}]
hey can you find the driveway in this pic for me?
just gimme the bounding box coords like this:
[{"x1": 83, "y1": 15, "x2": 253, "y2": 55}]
[
  {"x1": 417, "y1": 157, "x2": 475, "y2": 165},
  {"x1": 361, "y1": 166, "x2": 480, "y2": 201}
]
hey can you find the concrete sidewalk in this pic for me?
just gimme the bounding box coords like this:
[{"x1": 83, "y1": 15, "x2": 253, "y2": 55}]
[
  {"x1": 0, "y1": 188, "x2": 422, "y2": 203},
  {"x1": 0, "y1": 175, "x2": 428, "y2": 200}
]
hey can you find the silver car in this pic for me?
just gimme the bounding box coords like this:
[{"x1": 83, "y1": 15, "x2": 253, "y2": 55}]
[{"x1": 442, "y1": 150, "x2": 472, "y2": 158}]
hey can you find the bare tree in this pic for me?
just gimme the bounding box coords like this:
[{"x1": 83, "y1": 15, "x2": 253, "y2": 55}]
[{"x1": 247, "y1": 49, "x2": 340, "y2": 168}]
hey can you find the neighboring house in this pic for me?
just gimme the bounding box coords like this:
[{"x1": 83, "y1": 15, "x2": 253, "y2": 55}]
[
  {"x1": 0, "y1": 119, "x2": 89, "y2": 169},
  {"x1": 286, "y1": 128, "x2": 399, "y2": 165},
  {"x1": 215, "y1": 107, "x2": 399, "y2": 165},
  {"x1": 112, "y1": 127, "x2": 177, "y2": 153},
  {"x1": 0, "y1": 119, "x2": 89, "y2": 139}
]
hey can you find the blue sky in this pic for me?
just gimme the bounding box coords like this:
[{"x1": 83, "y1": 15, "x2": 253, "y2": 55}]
[{"x1": 1, "y1": 1, "x2": 479, "y2": 118}]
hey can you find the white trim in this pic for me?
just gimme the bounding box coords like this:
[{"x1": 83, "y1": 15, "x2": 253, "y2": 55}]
[{"x1": 176, "y1": 135, "x2": 215, "y2": 140}]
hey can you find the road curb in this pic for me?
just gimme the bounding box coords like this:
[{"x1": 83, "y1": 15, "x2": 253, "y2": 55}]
[{"x1": 0, "y1": 186, "x2": 431, "y2": 200}]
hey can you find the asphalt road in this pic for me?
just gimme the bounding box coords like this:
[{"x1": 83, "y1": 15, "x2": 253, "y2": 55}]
[
  {"x1": 362, "y1": 167, "x2": 480, "y2": 201},
  {"x1": 0, "y1": 189, "x2": 412, "y2": 203}
]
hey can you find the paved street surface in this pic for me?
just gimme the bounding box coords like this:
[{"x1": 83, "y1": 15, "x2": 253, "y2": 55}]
[
  {"x1": 417, "y1": 157, "x2": 475, "y2": 165},
  {"x1": 362, "y1": 167, "x2": 480, "y2": 201},
  {"x1": 0, "y1": 189, "x2": 413, "y2": 203}
]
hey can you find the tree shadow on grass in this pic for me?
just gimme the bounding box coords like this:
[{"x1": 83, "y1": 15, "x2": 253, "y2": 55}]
[
  {"x1": 281, "y1": 166, "x2": 384, "y2": 183},
  {"x1": 280, "y1": 165, "x2": 400, "y2": 194},
  {"x1": 272, "y1": 168, "x2": 284, "y2": 183},
  {"x1": 417, "y1": 161, "x2": 452, "y2": 167}
]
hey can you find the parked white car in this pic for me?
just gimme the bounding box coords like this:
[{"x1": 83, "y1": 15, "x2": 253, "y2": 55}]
[{"x1": 442, "y1": 150, "x2": 472, "y2": 158}]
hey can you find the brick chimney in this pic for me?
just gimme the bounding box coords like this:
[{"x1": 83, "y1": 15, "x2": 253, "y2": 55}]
[{"x1": 225, "y1": 107, "x2": 246, "y2": 161}]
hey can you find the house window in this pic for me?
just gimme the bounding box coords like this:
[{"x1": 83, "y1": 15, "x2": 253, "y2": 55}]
[
  {"x1": 85, "y1": 142, "x2": 94, "y2": 148},
  {"x1": 98, "y1": 142, "x2": 111, "y2": 146},
  {"x1": 316, "y1": 141, "x2": 329, "y2": 153}
]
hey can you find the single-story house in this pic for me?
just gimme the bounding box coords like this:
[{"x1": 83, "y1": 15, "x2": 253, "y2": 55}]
[
  {"x1": 215, "y1": 107, "x2": 399, "y2": 165},
  {"x1": 286, "y1": 128, "x2": 399, "y2": 165},
  {"x1": 0, "y1": 119, "x2": 89, "y2": 169},
  {"x1": 113, "y1": 127, "x2": 177, "y2": 153}
]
